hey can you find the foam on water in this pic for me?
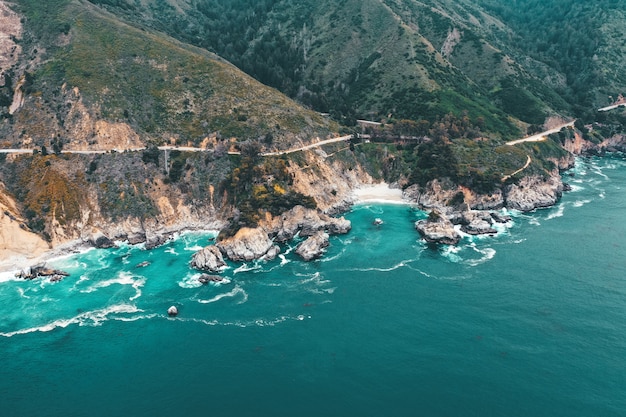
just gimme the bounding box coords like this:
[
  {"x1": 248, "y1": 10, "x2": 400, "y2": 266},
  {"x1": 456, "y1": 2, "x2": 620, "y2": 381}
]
[
  {"x1": 0, "y1": 303, "x2": 140, "y2": 337},
  {"x1": 546, "y1": 203, "x2": 565, "y2": 220},
  {"x1": 572, "y1": 199, "x2": 592, "y2": 208},
  {"x1": 80, "y1": 271, "x2": 145, "y2": 302},
  {"x1": 196, "y1": 285, "x2": 248, "y2": 305}
]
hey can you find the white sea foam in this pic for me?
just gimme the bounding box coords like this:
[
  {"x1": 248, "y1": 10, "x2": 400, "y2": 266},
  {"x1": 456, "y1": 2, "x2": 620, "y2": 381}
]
[
  {"x1": 0, "y1": 271, "x2": 21, "y2": 283},
  {"x1": 465, "y1": 245, "x2": 496, "y2": 266},
  {"x1": 572, "y1": 199, "x2": 591, "y2": 208},
  {"x1": 184, "y1": 244, "x2": 204, "y2": 252},
  {"x1": 165, "y1": 247, "x2": 179, "y2": 256},
  {"x1": 278, "y1": 254, "x2": 290, "y2": 266},
  {"x1": 546, "y1": 203, "x2": 565, "y2": 220},
  {"x1": 568, "y1": 183, "x2": 584, "y2": 192},
  {"x1": 81, "y1": 271, "x2": 145, "y2": 301},
  {"x1": 347, "y1": 260, "x2": 413, "y2": 273},
  {"x1": 0, "y1": 304, "x2": 140, "y2": 337},
  {"x1": 233, "y1": 263, "x2": 262, "y2": 274},
  {"x1": 441, "y1": 245, "x2": 462, "y2": 263},
  {"x1": 178, "y1": 273, "x2": 204, "y2": 289},
  {"x1": 196, "y1": 285, "x2": 248, "y2": 304}
]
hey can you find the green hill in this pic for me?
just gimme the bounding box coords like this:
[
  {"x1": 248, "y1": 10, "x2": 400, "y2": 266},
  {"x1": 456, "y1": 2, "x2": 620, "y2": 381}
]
[{"x1": 0, "y1": 0, "x2": 337, "y2": 150}]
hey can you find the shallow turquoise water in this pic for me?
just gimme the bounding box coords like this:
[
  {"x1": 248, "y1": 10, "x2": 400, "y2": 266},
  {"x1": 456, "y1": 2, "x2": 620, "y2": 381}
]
[{"x1": 1, "y1": 156, "x2": 626, "y2": 417}]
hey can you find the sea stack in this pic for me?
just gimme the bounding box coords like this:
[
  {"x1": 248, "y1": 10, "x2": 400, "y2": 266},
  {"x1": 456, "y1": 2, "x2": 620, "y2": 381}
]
[{"x1": 167, "y1": 306, "x2": 178, "y2": 317}]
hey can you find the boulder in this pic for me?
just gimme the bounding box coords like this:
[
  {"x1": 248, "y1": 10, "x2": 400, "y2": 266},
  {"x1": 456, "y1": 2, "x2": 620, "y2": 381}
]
[
  {"x1": 415, "y1": 212, "x2": 461, "y2": 245},
  {"x1": 295, "y1": 231, "x2": 330, "y2": 261},
  {"x1": 167, "y1": 306, "x2": 178, "y2": 317},
  {"x1": 190, "y1": 245, "x2": 227, "y2": 273},
  {"x1": 88, "y1": 230, "x2": 116, "y2": 249},
  {"x1": 217, "y1": 227, "x2": 275, "y2": 262},
  {"x1": 198, "y1": 274, "x2": 224, "y2": 284}
]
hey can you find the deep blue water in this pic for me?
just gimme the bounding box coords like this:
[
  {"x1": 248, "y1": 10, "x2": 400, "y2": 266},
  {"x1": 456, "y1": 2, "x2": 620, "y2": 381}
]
[{"x1": 1, "y1": 156, "x2": 626, "y2": 417}]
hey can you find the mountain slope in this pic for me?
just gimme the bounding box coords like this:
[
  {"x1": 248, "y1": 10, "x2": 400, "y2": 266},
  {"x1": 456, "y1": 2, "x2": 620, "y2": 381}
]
[{"x1": 0, "y1": 0, "x2": 337, "y2": 151}]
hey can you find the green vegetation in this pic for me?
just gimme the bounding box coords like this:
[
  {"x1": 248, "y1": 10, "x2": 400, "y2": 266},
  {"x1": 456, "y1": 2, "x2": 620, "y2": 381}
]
[{"x1": 219, "y1": 141, "x2": 316, "y2": 234}]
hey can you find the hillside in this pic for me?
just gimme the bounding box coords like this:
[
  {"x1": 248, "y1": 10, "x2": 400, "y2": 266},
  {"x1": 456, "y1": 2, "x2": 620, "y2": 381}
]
[
  {"x1": 0, "y1": 0, "x2": 337, "y2": 151},
  {"x1": 0, "y1": 0, "x2": 624, "y2": 257}
]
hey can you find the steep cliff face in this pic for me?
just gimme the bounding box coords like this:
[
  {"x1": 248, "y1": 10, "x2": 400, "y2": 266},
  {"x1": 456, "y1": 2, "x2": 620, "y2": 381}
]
[
  {"x1": 0, "y1": 184, "x2": 50, "y2": 271},
  {"x1": 288, "y1": 150, "x2": 374, "y2": 214}
]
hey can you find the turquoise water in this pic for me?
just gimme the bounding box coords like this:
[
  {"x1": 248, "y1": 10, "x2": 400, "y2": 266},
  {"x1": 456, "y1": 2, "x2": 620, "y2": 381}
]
[{"x1": 1, "y1": 156, "x2": 626, "y2": 417}]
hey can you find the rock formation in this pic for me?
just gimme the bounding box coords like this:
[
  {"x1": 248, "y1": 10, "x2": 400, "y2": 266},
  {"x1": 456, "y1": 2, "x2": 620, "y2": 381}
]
[
  {"x1": 460, "y1": 211, "x2": 497, "y2": 236},
  {"x1": 87, "y1": 230, "x2": 116, "y2": 249},
  {"x1": 190, "y1": 245, "x2": 227, "y2": 273},
  {"x1": 17, "y1": 263, "x2": 70, "y2": 281},
  {"x1": 504, "y1": 173, "x2": 564, "y2": 212},
  {"x1": 295, "y1": 231, "x2": 330, "y2": 261},
  {"x1": 216, "y1": 227, "x2": 278, "y2": 262},
  {"x1": 264, "y1": 205, "x2": 351, "y2": 242},
  {"x1": 415, "y1": 211, "x2": 461, "y2": 245},
  {"x1": 198, "y1": 274, "x2": 225, "y2": 284},
  {"x1": 167, "y1": 306, "x2": 178, "y2": 316}
]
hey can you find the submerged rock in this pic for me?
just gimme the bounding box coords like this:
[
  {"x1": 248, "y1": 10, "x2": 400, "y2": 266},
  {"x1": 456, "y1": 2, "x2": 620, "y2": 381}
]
[
  {"x1": 190, "y1": 245, "x2": 227, "y2": 273},
  {"x1": 295, "y1": 231, "x2": 330, "y2": 261}
]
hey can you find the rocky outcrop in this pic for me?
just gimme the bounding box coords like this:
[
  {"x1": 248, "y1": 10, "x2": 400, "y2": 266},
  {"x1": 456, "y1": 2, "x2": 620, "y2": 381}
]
[
  {"x1": 216, "y1": 227, "x2": 278, "y2": 262},
  {"x1": 190, "y1": 245, "x2": 226, "y2": 273},
  {"x1": 264, "y1": 205, "x2": 351, "y2": 242},
  {"x1": 87, "y1": 230, "x2": 116, "y2": 249},
  {"x1": 167, "y1": 306, "x2": 178, "y2": 317},
  {"x1": 460, "y1": 211, "x2": 497, "y2": 235},
  {"x1": 295, "y1": 231, "x2": 329, "y2": 261},
  {"x1": 198, "y1": 274, "x2": 225, "y2": 284},
  {"x1": 504, "y1": 173, "x2": 564, "y2": 212},
  {"x1": 17, "y1": 263, "x2": 70, "y2": 281},
  {"x1": 415, "y1": 212, "x2": 461, "y2": 245}
]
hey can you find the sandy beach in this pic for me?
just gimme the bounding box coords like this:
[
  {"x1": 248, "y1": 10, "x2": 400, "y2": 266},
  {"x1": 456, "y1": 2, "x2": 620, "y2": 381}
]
[{"x1": 353, "y1": 182, "x2": 407, "y2": 204}]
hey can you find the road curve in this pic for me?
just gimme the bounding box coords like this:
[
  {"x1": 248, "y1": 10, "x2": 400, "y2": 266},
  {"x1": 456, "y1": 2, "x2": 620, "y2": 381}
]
[{"x1": 505, "y1": 121, "x2": 575, "y2": 146}]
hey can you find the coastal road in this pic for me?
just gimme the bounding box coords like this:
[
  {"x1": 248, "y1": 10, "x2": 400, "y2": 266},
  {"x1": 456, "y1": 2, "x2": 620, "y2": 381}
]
[
  {"x1": 0, "y1": 136, "x2": 352, "y2": 156},
  {"x1": 261, "y1": 135, "x2": 352, "y2": 156},
  {"x1": 505, "y1": 121, "x2": 575, "y2": 146}
]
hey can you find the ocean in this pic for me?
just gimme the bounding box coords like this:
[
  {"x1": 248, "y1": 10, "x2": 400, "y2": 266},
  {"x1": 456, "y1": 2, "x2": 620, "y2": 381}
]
[{"x1": 1, "y1": 156, "x2": 625, "y2": 417}]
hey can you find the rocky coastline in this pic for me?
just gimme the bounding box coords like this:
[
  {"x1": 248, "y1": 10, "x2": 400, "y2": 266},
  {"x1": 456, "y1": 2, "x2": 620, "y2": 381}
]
[
  {"x1": 190, "y1": 205, "x2": 351, "y2": 272},
  {"x1": 5, "y1": 150, "x2": 584, "y2": 276},
  {"x1": 406, "y1": 162, "x2": 570, "y2": 244}
]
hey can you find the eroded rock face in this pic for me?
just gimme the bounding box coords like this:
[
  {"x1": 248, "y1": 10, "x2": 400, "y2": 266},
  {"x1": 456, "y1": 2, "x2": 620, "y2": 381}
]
[
  {"x1": 265, "y1": 205, "x2": 351, "y2": 242},
  {"x1": 295, "y1": 231, "x2": 329, "y2": 261},
  {"x1": 504, "y1": 173, "x2": 564, "y2": 212},
  {"x1": 415, "y1": 213, "x2": 460, "y2": 245},
  {"x1": 217, "y1": 227, "x2": 276, "y2": 262},
  {"x1": 461, "y1": 212, "x2": 497, "y2": 235},
  {"x1": 190, "y1": 245, "x2": 226, "y2": 273},
  {"x1": 87, "y1": 230, "x2": 116, "y2": 249}
]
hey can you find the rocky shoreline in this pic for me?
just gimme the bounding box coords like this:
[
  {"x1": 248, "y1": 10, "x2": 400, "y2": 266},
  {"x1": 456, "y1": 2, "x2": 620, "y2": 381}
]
[{"x1": 5, "y1": 156, "x2": 582, "y2": 277}]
